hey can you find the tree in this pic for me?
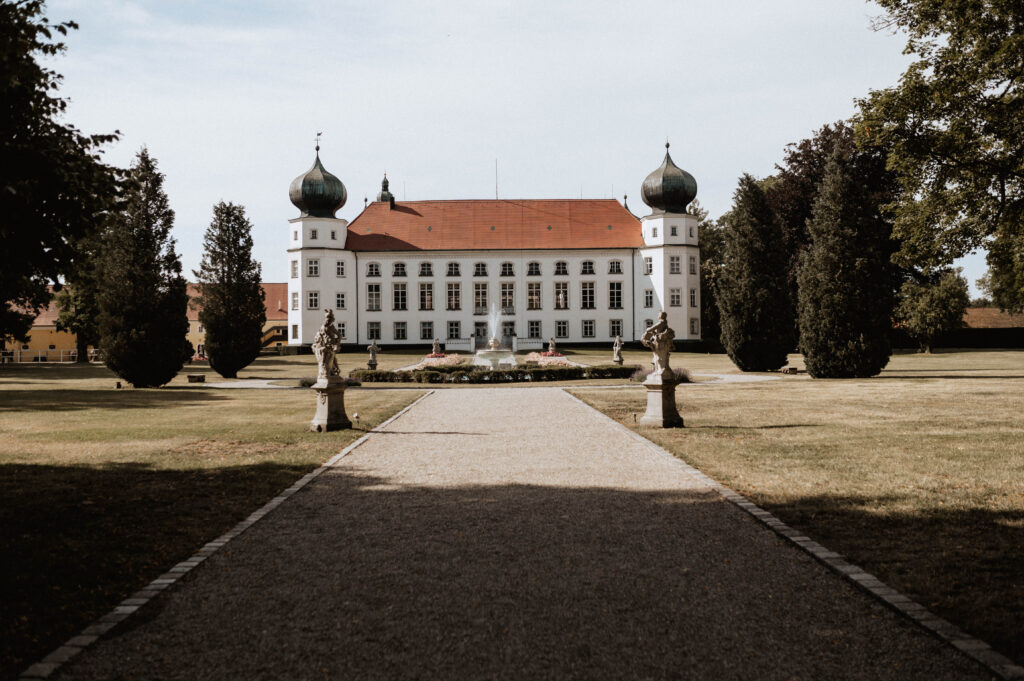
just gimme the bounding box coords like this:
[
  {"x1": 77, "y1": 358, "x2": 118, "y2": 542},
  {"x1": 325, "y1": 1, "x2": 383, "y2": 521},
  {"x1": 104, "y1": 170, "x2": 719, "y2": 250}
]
[
  {"x1": 896, "y1": 269, "x2": 970, "y2": 353},
  {"x1": 798, "y1": 146, "x2": 895, "y2": 378},
  {"x1": 0, "y1": 0, "x2": 120, "y2": 347},
  {"x1": 54, "y1": 231, "x2": 103, "y2": 362},
  {"x1": 856, "y1": 0, "x2": 1024, "y2": 311},
  {"x1": 715, "y1": 175, "x2": 794, "y2": 371},
  {"x1": 96, "y1": 149, "x2": 188, "y2": 387},
  {"x1": 193, "y1": 202, "x2": 266, "y2": 378}
]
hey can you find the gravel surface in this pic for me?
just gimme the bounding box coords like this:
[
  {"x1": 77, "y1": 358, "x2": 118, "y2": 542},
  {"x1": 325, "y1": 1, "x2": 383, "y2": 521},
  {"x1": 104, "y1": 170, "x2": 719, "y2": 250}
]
[{"x1": 55, "y1": 388, "x2": 993, "y2": 680}]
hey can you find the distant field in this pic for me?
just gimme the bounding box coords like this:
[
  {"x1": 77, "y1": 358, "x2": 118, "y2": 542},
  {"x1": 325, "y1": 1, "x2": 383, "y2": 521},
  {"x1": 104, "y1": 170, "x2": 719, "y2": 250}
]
[{"x1": 572, "y1": 349, "x2": 1024, "y2": 664}]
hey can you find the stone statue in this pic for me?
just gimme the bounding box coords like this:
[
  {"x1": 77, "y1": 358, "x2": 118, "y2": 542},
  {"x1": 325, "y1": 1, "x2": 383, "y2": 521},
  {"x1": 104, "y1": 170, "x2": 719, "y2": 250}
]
[
  {"x1": 432, "y1": 338, "x2": 442, "y2": 356},
  {"x1": 612, "y1": 335, "x2": 623, "y2": 365},
  {"x1": 548, "y1": 337, "x2": 557, "y2": 354},
  {"x1": 640, "y1": 311, "x2": 675, "y2": 378},
  {"x1": 312, "y1": 310, "x2": 343, "y2": 379},
  {"x1": 366, "y1": 339, "x2": 380, "y2": 369}
]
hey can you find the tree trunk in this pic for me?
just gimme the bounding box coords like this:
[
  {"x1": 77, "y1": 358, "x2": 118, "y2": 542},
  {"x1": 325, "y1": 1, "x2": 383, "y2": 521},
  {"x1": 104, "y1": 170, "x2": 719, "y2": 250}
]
[{"x1": 76, "y1": 335, "x2": 90, "y2": 363}]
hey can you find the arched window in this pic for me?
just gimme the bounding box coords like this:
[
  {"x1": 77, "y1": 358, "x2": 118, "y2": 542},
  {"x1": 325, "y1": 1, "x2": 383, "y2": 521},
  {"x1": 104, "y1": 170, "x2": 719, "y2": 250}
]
[
  {"x1": 393, "y1": 262, "x2": 407, "y2": 276},
  {"x1": 608, "y1": 260, "x2": 622, "y2": 275},
  {"x1": 554, "y1": 261, "x2": 568, "y2": 276},
  {"x1": 366, "y1": 262, "x2": 381, "y2": 277},
  {"x1": 581, "y1": 260, "x2": 595, "y2": 275},
  {"x1": 474, "y1": 262, "x2": 488, "y2": 276},
  {"x1": 527, "y1": 262, "x2": 541, "y2": 276},
  {"x1": 419, "y1": 262, "x2": 433, "y2": 276}
]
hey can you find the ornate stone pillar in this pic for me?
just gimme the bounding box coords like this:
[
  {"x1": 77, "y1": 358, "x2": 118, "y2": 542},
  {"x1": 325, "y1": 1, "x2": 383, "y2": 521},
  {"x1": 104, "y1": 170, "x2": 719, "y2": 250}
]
[
  {"x1": 639, "y1": 369, "x2": 684, "y2": 428},
  {"x1": 310, "y1": 376, "x2": 351, "y2": 432}
]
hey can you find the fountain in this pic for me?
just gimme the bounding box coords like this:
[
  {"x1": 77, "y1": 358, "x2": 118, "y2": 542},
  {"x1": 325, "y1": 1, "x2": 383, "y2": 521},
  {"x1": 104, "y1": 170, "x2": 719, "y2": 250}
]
[{"x1": 472, "y1": 302, "x2": 516, "y2": 369}]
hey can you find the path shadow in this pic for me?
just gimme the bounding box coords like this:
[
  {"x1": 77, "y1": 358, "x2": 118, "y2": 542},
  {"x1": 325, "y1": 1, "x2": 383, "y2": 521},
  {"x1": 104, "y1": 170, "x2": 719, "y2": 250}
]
[{"x1": 0, "y1": 389, "x2": 228, "y2": 413}]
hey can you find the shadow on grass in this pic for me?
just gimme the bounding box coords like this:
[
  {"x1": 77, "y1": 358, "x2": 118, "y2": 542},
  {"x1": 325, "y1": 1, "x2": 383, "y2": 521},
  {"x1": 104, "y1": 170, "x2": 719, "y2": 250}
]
[
  {"x1": 875, "y1": 374, "x2": 1024, "y2": 380},
  {"x1": 0, "y1": 389, "x2": 229, "y2": 412},
  {"x1": 1, "y1": 465, "x2": 1006, "y2": 681}
]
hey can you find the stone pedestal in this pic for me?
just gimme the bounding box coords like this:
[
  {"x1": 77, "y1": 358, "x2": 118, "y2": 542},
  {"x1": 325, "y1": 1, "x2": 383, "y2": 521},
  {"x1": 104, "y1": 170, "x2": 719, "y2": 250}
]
[
  {"x1": 613, "y1": 357, "x2": 623, "y2": 365},
  {"x1": 367, "y1": 360, "x2": 377, "y2": 370},
  {"x1": 310, "y1": 377, "x2": 351, "y2": 432},
  {"x1": 639, "y1": 372, "x2": 683, "y2": 428}
]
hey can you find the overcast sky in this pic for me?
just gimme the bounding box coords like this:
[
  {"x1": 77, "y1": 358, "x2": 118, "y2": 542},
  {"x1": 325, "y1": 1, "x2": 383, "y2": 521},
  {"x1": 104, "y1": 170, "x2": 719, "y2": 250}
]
[{"x1": 48, "y1": 0, "x2": 987, "y2": 293}]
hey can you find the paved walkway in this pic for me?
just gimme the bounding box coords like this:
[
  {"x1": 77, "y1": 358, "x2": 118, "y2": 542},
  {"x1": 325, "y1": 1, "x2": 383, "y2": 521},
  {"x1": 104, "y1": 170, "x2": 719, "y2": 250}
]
[{"x1": 54, "y1": 388, "x2": 992, "y2": 680}]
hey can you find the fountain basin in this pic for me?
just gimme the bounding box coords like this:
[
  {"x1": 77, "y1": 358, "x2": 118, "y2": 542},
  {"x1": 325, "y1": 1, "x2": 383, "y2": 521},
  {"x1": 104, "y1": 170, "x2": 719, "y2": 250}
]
[{"x1": 472, "y1": 348, "x2": 517, "y2": 369}]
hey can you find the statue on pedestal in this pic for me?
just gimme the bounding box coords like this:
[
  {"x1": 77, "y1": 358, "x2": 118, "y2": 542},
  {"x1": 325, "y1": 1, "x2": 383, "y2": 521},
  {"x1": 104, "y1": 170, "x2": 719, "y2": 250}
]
[
  {"x1": 640, "y1": 311, "x2": 675, "y2": 379},
  {"x1": 312, "y1": 310, "x2": 342, "y2": 380},
  {"x1": 309, "y1": 310, "x2": 351, "y2": 432},
  {"x1": 638, "y1": 311, "x2": 683, "y2": 428},
  {"x1": 367, "y1": 339, "x2": 380, "y2": 370},
  {"x1": 432, "y1": 338, "x2": 442, "y2": 356},
  {"x1": 612, "y1": 335, "x2": 623, "y2": 365},
  {"x1": 548, "y1": 337, "x2": 557, "y2": 354}
]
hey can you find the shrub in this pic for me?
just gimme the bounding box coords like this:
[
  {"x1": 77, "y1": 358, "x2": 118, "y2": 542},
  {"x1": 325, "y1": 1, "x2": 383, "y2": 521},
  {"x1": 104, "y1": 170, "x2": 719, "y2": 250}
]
[{"x1": 349, "y1": 364, "x2": 637, "y2": 384}]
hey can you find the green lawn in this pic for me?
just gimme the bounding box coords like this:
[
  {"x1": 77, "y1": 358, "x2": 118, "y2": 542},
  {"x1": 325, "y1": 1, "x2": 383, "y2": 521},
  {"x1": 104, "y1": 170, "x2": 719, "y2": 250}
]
[
  {"x1": 0, "y1": 357, "x2": 423, "y2": 680},
  {"x1": 572, "y1": 349, "x2": 1024, "y2": 664}
]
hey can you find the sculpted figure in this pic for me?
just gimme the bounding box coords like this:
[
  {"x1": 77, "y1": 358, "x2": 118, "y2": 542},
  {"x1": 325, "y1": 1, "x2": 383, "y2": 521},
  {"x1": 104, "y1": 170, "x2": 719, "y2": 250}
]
[
  {"x1": 548, "y1": 337, "x2": 557, "y2": 354},
  {"x1": 612, "y1": 335, "x2": 623, "y2": 363},
  {"x1": 312, "y1": 309, "x2": 343, "y2": 379},
  {"x1": 640, "y1": 311, "x2": 675, "y2": 377},
  {"x1": 432, "y1": 338, "x2": 442, "y2": 355},
  {"x1": 367, "y1": 339, "x2": 380, "y2": 362}
]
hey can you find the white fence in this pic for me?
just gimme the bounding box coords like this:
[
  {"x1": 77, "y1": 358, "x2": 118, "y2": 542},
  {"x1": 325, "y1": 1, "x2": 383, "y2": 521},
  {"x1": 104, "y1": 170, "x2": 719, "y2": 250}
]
[
  {"x1": 1, "y1": 349, "x2": 102, "y2": 363},
  {"x1": 512, "y1": 337, "x2": 544, "y2": 352},
  {"x1": 443, "y1": 337, "x2": 476, "y2": 353}
]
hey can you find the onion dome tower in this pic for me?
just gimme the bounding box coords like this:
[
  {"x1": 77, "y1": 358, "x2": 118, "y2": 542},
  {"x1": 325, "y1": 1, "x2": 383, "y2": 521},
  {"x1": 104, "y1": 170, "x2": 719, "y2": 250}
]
[
  {"x1": 289, "y1": 143, "x2": 347, "y2": 218},
  {"x1": 376, "y1": 173, "x2": 395, "y2": 208},
  {"x1": 641, "y1": 142, "x2": 697, "y2": 214}
]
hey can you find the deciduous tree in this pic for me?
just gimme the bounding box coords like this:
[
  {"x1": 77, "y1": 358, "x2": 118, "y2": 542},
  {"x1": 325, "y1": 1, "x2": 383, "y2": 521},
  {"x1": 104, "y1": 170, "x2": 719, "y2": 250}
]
[{"x1": 896, "y1": 269, "x2": 969, "y2": 353}]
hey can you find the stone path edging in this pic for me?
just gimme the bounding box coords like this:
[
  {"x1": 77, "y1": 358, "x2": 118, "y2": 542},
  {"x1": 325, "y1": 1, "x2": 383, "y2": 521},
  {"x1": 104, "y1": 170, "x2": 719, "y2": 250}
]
[
  {"x1": 18, "y1": 390, "x2": 435, "y2": 681},
  {"x1": 560, "y1": 388, "x2": 1024, "y2": 681}
]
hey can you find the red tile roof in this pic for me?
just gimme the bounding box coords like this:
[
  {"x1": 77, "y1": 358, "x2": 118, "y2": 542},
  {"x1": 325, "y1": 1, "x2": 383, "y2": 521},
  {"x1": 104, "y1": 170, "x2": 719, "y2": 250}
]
[
  {"x1": 963, "y1": 307, "x2": 1024, "y2": 328},
  {"x1": 344, "y1": 199, "x2": 642, "y2": 251},
  {"x1": 187, "y1": 283, "x2": 288, "y2": 322}
]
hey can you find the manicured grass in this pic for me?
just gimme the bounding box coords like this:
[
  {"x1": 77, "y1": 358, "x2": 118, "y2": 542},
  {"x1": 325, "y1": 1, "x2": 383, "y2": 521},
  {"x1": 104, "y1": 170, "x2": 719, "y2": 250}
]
[
  {"x1": 572, "y1": 349, "x2": 1024, "y2": 663},
  {"x1": 0, "y1": 357, "x2": 423, "y2": 680}
]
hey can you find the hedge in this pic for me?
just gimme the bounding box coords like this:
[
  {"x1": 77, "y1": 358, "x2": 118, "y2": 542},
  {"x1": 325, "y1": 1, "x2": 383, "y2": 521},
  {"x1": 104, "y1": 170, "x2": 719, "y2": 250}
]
[{"x1": 349, "y1": 364, "x2": 640, "y2": 384}]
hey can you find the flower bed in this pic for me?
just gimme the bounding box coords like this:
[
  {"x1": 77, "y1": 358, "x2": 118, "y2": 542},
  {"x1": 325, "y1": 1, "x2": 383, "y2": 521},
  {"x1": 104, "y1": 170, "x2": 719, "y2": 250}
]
[
  {"x1": 350, "y1": 364, "x2": 639, "y2": 384},
  {"x1": 523, "y1": 352, "x2": 573, "y2": 366},
  {"x1": 410, "y1": 354, "x2": 468, "y2": 369}
]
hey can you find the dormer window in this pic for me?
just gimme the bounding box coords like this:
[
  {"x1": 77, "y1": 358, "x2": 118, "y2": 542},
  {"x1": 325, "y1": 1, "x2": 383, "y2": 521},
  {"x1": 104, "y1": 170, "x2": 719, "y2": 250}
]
[
  {"x1": 367, "y1": 262, "x2": 381, "y2": 277},
  {"x1": 393, "y1": 262, "x2": 407, "y2": 277},
  {"x1": 527, "y1": 262, "x2": 541, "y2": 276},
  {"x1": 447, "y1": 262, "x2": 460, "y2": 276},
  {"x1": 474, "y1": 263, "x2": 487, "y2": 276},
  {"x1": 608, "y1": 260, "x2": 622, "y2": 275},
  {"x1": 420, "y1": 262, "x2": 433, "y2": 277},
  {"x1": 581, "y1": 260, "x2": 595, "y2": 275},
  {"x1": 554, "y1": 261, "x2": 568, "y2": 276},
  {"x1": 500, "y1": 262, "x2": 514, "y2": 276}
]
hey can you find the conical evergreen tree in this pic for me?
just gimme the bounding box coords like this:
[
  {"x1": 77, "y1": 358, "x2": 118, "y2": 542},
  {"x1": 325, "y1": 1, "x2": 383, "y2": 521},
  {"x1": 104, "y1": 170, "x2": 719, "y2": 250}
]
[
  {"x1": 97, "y1": 149, "x2": 189, "y2": 387},
  {"x1": 715, "y1": 174, "x2": 794, "y2": 371},
  {"x1": 798, "y1": 146, "x2": 894, "y2": 378},
  {"x1": 194, "y1": 202, "x2": 266, "y2": 378}
]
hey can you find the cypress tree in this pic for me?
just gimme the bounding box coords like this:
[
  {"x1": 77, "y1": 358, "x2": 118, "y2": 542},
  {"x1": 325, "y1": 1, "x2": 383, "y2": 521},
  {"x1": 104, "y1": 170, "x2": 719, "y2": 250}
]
[
  {"x1": 798, "y1": 146, "x2": 894, "y2": 378},
  {"x1": 97, "y1": 148, "x2": 189, "y2": 387},
  {"x1": 194, "y1": 202, "x2": 266, "y2": 378},
  {"x1": 716, "y1": 174, "x2": 794, "y2": 371}
]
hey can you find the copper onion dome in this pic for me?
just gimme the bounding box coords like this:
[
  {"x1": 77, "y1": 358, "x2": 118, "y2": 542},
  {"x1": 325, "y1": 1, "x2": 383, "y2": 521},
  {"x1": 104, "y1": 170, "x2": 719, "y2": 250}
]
[
  {"x1": 289, "y1": 147, "x2": 347, "y2": 218},
  {"x1": 641, "y1": 142, "x2": 697, "y2": 214}
]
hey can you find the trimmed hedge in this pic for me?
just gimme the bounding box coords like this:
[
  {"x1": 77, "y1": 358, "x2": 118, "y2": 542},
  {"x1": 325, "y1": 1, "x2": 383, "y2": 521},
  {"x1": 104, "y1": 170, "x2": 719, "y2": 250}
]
[{"x1": 350, "y1": 364, "x2": 640, "y2": 384}]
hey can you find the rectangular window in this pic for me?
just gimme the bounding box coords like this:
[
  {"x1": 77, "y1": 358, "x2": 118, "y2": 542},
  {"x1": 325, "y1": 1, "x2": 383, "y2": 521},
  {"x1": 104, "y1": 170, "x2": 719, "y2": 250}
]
[
  {"x1": 393, "y1": 262, "x2": 406, "y2": 277},
  {"x1": 394, "y1": 321, "x2": 407, "y2": 340},
  {"x1": 335, "y1": 293, "x2": 345, "y2": 309},
  {"x1": 291, "y1": 324, "x2": 298, "y2": 339},
  {"x1": 670, "y1": 256, "x2": 681, "y2": 274},
  {"x1": 644, "y1": 257, "x2": 653, "y2": 275},
  {"x1": 447, "y1": 262, "x2": 460, "y2": 276},
  {"x1": 670, "y1": 288, "x2": 681, "y2": 307},
  {"x1": 447, "y1": 321, "x2": 460, "y2": 339},
  {"x1": 689, "y1": 256, "x2": 697, "y2": 275},
  {"x1": 367, "y1": 321, "x2": 381, "y2": 340},
  {"x1": 501, "y1": 262, "x2": 514, "y2": 276},
  {"x1": 419, "y1": 282, "x2": 433, "y2": 310},
  {"x1": 609, "y1": 260, "x2": 622, "y2": 274},
  {"x1": 291, "y1": 292, "x2": 299, "y2": 310},
  {"x1": 290, "y1": 260, "x2": 298, "y2": 278},
  {"x1": 555, "y1": 261, "x2": 568, "y2": 276},
  {"x1": 610, "y1": 319, "x2": 623, "y2": 337},
  {"x1": 555, "y1": 320, "x2": 568, "y2": 338},
  {"x1": 336, "y1": 261, "x2": 345, "y2": 277},
  {"x1": 690, "y1": 226, "x2": 695, "y2": 237},
  {"x1": 644, "y1": 289, "x2": 653, "y2": 308},
  {"x1": 528, "y1": 262, "x2": 541, "y2": 276},
  {"x1": 367, "y1": 283, "x2": 381, "y2": 311},
  {"x1": 330, "y1": 230, "x2": 336, "y2": 240},
  {"x1": 292, "y1": 230, "x2": 298, "y2": 240},
  {"x1": 420, "y1": 262, "x2": 433, "y2": 277},
  {"x1": 393, "y1": 283, "x2": 407, "y2": 311},
  {"x1": 310, "y1": 229, "x2": 318, "y2": 240},
  {"x1": 501, "y1": 282, "x2": 514, "y2": 312},
  {"x1": 652, "y1": 227, "x2": 658, "y2": 238},
  {"x1": 447, "y1": 282, "x2": 461, "y2": 310},
  {"x1": 581, "y1": 282, "x2": 595, "y2": 310},
  {"x1": 337, "y1": 321, "x2": 346, "y2": 338},
  {"x1": 502, "y1": 321, "x2": 515, "y2": 338},
  {"x1": 307, "y1": 259, "x2": 320, "y2": 277},
  {"x1": 582, "y1": 320, "x2": 595, "y2": 338},
  {"x1": 421, "y1": 321, "x2": 433, "y2": 341},
  {"x1": 671, "y1": 225, "x2": 678, "y2": 236},
  {"x1": 608, "y1": 282, "x2": 622, "y2": 309},
  {"x1": 690, "y1": 318, "x2": 700, "y2": 335},
  {"x1": 528, "y1": 320, "x2": 541, "y2": 338},
  {"x1": 307, "y1": 291, "x2": 319, "y2": 310},
  {"x1": 474, "y1": 282, "x2": 488, "y2": 313},
  {"x1": 527, "y1": 282, "x2": 541, "y2": 310},
  {"x1": 555, "y1": 282, "x2": 568, "y2": 309},
  {"x1": 690, "y1": 288, "x2": 697, "y2": 307}
]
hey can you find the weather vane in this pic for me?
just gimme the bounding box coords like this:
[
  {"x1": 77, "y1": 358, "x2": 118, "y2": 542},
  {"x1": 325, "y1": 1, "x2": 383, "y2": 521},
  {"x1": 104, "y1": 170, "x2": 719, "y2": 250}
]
[{"x1": 315, "y1": 131, "x2": 322, "y2": 152}]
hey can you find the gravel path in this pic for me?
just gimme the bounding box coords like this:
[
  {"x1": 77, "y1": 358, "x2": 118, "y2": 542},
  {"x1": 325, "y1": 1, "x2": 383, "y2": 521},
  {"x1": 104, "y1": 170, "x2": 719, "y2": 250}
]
[{"x1": 55, "y1": 388, "x2": 992, "y2": 680}]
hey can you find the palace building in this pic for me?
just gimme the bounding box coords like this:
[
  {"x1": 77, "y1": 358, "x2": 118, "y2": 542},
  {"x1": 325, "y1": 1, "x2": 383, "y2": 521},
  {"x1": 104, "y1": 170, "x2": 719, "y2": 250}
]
[{"x1": 286, "y1": 143, "x2": 701, "y2": 349}]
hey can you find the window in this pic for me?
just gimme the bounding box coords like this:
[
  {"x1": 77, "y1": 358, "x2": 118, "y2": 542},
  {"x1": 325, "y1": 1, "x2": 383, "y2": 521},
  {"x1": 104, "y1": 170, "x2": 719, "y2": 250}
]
[
  {"x1": 528, "y1": 262, "x2": 541, "y2": 276},
  {"x1": 554, "y1": 261, "x2": 568, "y2": 276},
  {"x1": 690, "y1": 288, "x2": 697, "y2": 307},
  {"x1": 307, "y1": 259, "x2": 320, "y2": 277},
  {"x1": 421, "y1": 321, "x2": 433, "y2": 340},
  {"x1": 330, "y1": 230, "x2": 336, "y2": 240},
  {"x1": 527, "y1": 282, "x2": 541, "y2": 310},
  {"x1": 610, "y1": 319, "x2": 623, "y2": 337},
  {"x1": 393, "y1": 262, "x2": 406, "y2": 277},
  {"x1": 582, "y1": 320, "x2": 595, "y2": 338},
  {"x1": 447, "y1": 282, "x2": 461, "y2": 310},
  {"x1": 337, "y1": 322, "x2": 346, "y2": 338},
  {"x1": 292, "y1": 230, "x2": 297, "y2": 240},
  {"x1": 310, "y1": 228, "x2": 318, "y2": 240},
  {"x1": 336, "y1": 261, "x2": 345, "y2": 277},
  {"x1": 554, "y1": 282, "x2": 568, "y2": 309},
  {"x1": 501, "y1": 262, "x2": 514, "y2": 276},
  {"x1": 447, "y1": 321, "x2": 460, "y2": 339},
  {"x1": 473, "y1": 282, "x2": 488, "y2": 313},
  {"x1": 671, "y1": 225, "x2": 678, "y2": 236},
  {"x1": 393, "y1": 283, "x2": 407, "y2": 311},
  {"x1": 419, "y1": 282, "x2": 433, "y2": 310},
  {"x1": 609, "y1": 260, "x2": 622, "y2": 275},
  {"x1": 307, "y1": 291, "x2": 319, "y2": 310},
  {"x1": 644, "y1": 289, "x2": 653, "y2": 308},
  {"x1": 474, "y1": 262, "x2": 487, "y2": 276},
  {"x1": 197, "y1": 324, "x2": 203, "y2": 333},
  {"x1": 643, "y1": 257, "x2": 653, "y2": 275},
  {"x1": 291, "y1": 292, "x2": 299, "y2": 310},
  {"x1": 367, "y1": 284, "x2": 381, "y2": 311},
  {"x1": 670, "y1": 288, "x2": 681, "y2": 307},
  {"x1": 502, "y1": 321, "x2": 515, "y2": 338},
  {"x1": 581, "y1": 260, "x2": 595, "y2": 275},
  {"x1": 690, "y1": 318, "x2": 700, "y2": 335},
  {"x1": 394, "y1": 322, "x2": 407, "y2": 340},
  {"x1": 581, "y1": 282, "x2": 595, "y2": 310},
  {"x1": 447, "y1": 262, "x2": 460, "y2": 276},
  {"x1": 690, "y1": 226, "x2": 695, "y2": 237},
  {"x1": 291, "y1": 324, "x2": 298, "y2": 339},
  {"x1": 669, "y1": 256, "x2": 681, "y2": 274},
  {"x1": 420, "y1": 262, "x2": 433, "y2": 277},
  {"x1": 367, "y1": 262, "x2": 381, "y2": 277},
  {"x1": 608, "y1": 282, "x2": 622, "y2": 309},
  {"x1": 335, "y1": 293, "x2": 345, "y2": 309},
  {"x1": 367, "y1": 321, "x2": 381, "y2": 340},
  {"x1": 689, "y1": 256, "x2": 697, "y2": 275},
  {"x1": 528, "y1": 320, "x2": 541, "y2": 338},
  {"x1": 500, "y1": 282, "x2": 514, "y2": 312},
  {"x1": 555, "y1": 320, "x2": 568, "y2": 338},
  {"x1": 290, "y1": 260, "x2": 298, "y2": 278}
]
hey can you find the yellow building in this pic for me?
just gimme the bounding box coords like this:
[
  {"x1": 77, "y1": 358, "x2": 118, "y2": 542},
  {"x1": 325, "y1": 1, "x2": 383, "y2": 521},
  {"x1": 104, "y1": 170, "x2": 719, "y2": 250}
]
[{"x1": 187, "y1": 283, "x2": 289, "y2": 357}]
